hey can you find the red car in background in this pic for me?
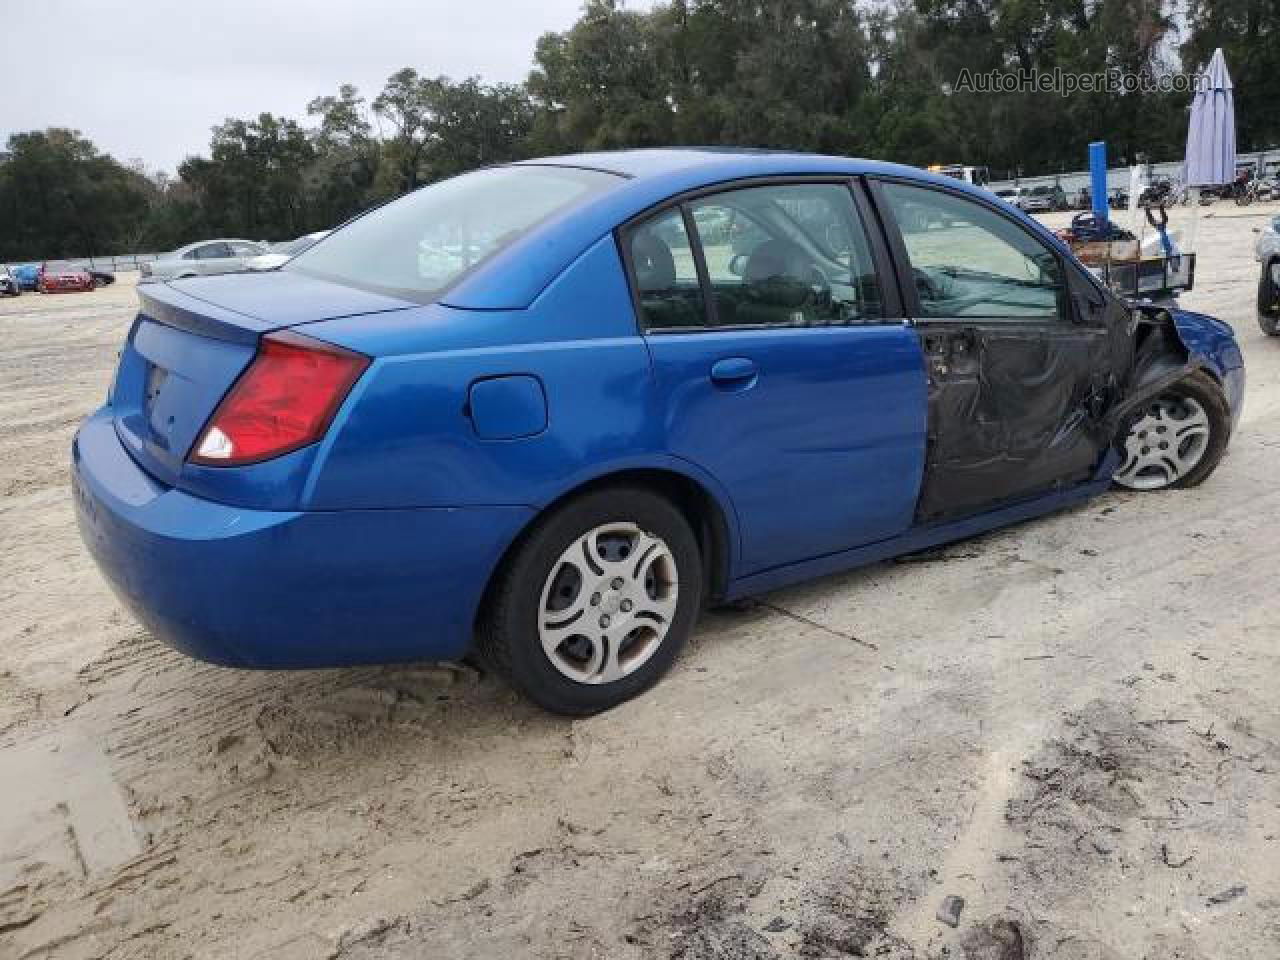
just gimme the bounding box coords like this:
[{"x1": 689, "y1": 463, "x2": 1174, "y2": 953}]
[{"x1": 38, "y1": 262, "x2": 95, "y2": 293}]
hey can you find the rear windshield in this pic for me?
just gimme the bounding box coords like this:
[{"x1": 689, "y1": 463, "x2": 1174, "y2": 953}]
[{"x1": 286, "y1": 165, "x2": 620, "y2": 301}]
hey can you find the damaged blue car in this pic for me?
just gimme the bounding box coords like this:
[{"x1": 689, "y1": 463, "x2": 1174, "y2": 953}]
[{"x1": 72, "y1": 149, "x2": 1245, "y2": 714}]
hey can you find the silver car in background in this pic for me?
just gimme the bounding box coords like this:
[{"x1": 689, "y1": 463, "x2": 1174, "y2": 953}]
[
  {"x1": 1255, "y1": 214, "x2": 1280, "y2": 264},
  {"x1": 246, "y1": 230, "x2": 331, "y2": 272},
  {"x1": 139, "y1": 239, "x2": 268, "y2": 282},
  {"x1": 0, "y1": 264, "x2": 21, "y2": 297}
]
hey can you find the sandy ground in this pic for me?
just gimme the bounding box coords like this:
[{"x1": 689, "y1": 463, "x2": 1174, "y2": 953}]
[{"x1": 2, "y1": 204, "x2": 1279, "y2": 960}]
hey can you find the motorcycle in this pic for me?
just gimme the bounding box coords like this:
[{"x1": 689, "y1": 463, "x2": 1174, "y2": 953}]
[
  {"x1": 1138, "y1": 179, "x2": 1175, "y2": 208},
  {"x1": 1235, "y1": 177, "x2": 1274, "y2": 206}
]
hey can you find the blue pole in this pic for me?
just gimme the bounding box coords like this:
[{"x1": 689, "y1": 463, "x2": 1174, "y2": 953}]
[{"x1": 1089, "y1": 141, "x2": 1109, "y2": 223}]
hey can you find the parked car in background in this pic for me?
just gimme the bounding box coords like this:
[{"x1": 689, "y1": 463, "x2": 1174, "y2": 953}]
[
  {"x1": 139, "y1": 239, "x2": 268, "y2": 282},
  {"x1": 38, "y1": 262, "x2": 94, "y2": 293},
  {"x1": 1256, "y1": 215, "x2": 1280, "y2": 336},
  {"x1": 247, "y1": 230, "x2": 331, "y2": 271},
  {"x1": 994, "y1": 188, "x2": 1019, "y2": 207},
  {"x1": 1255, "y1": 214, "x2": 1280, "y2": 264},
  {"x1": 1019, "y1": 185, "x2": 1068, "y2": 213},
  {"x1": 1259, "y1": 260, "x2": 1280, "y2": 337},
  {"x1": 0, "y1": 265, "x2": 21, "y2": 296},
  {"x1": 89, "y1": 269, "x2": 116, "y2": 287},
  {"x1": 11, "y1": 264, "x2": 40, "y2": 290},
  {"x1": 72, "y1": 150, "x2": 1245, "y2": 715}
]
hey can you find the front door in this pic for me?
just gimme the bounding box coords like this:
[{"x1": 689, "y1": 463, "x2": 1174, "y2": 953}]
[
  {"x1": 625, "y1": 181, "x2": 928, "y2": 575},
  {"x1": 871, "y1": 179, "x2": 1124, "y2": 522}
]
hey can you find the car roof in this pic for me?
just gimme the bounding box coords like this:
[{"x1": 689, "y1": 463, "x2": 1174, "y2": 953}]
[
  {"x1": 176, "y1": 238, "x2": 258, "y2": 253},
  {"x1": 448, "y1": 148, "x2": 1018, "y2": 309},
  {"x1": 516, "y1": 146, "x2": 918, "y2": 182}
]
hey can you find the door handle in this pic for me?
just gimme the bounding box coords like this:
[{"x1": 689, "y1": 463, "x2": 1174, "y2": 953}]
[{"x1": 709, "y1": 357, "x2": 758, "y2": 389}]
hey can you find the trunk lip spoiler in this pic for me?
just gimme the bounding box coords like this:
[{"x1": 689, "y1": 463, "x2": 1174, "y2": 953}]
[
  {"x1": 136, "y1": 282, "x2": 273, "y2": 345},
  {"x1": 137, "y1": 279, "x2": 418, "y2": 346}
]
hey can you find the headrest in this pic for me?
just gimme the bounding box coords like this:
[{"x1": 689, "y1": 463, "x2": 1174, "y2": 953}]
[{"x1": 632, "y1": 231, "x2": 676, "y2": 291}]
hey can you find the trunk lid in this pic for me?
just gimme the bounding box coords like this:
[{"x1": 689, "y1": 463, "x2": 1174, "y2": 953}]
[{"x1": 113, "y1": 273, "x2": 414, "y2": 487}]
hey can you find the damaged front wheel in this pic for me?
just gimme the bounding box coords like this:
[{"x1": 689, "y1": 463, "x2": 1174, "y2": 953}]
[{"x1": 1112, "y1": 373, "x2": 1230, "y2": 491}]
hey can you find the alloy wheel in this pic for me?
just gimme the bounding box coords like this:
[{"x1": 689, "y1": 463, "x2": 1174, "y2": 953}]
[{"x1": 1113, "y1": 395, "x2": 1212, "y2": 490}]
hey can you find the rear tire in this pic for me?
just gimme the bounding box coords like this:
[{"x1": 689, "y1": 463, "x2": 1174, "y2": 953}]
[
  {"x1": 1112, "y1": 372, "x2": 1230, "y2": 491},
  {"x1": 478, "y1": 487, "x2": 702, "y2": 715}
]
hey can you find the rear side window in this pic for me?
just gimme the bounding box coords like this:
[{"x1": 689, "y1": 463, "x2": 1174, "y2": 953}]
[
  {"x1": 196, "y1": 243, "x2": 232, "y2": 260},
  {"x1": 287, "y1": 166, "x2": 619, "y2": 301},
  {"x1": 689, "y1": 184, "x2": 884, "y2": 327},
  {"x1": 626, "y1": 182, "x2": 885, "y2": 332}
]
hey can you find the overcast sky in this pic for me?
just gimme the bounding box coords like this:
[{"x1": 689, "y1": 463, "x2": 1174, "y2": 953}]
[{"x1": 1, "y1": 0, "x2": 599, "y2": 174}]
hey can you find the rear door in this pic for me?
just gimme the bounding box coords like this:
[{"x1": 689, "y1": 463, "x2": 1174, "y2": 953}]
[
  {"x1": 870, "y1": 178, "x2": 1125, "y2": 522},
  {"x1": 626, "y1": 180, "x2": 928, "y2": 575}
]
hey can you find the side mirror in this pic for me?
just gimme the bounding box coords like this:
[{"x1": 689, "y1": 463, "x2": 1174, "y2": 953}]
[{"x1": 728, "y1": 253, "x2": 748, "y2": 277}]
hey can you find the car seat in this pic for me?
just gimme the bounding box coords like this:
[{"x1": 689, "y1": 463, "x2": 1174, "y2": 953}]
[
  {"x1": 735, "y1": 239, "x2": 814, "y2": 326},
  {"x1": 631, "y1": 231, "x2": 704, "y2": 329}
]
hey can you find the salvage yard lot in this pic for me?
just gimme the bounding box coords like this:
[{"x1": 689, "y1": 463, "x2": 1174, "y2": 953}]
[{"x1": 2, "y1": 206, "x2": 1279, "y2": 959}]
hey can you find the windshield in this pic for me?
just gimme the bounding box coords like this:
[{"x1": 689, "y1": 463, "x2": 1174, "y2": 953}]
[{"x1": 287, "y1": 165, "x2": 620, "y2": 300}]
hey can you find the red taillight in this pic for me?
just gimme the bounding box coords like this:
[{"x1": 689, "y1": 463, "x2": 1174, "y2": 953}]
[{"x1": 189, "y1": 331, "x2": 369, "y2": 467}]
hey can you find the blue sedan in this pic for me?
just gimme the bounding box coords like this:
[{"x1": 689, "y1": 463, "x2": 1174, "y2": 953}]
[
  {"x1": 72, "y1": 150, "x2": 1245, "y2": 714},
  {"x1": 11, "y1": 263, "x2": 41, "y2": 291}
]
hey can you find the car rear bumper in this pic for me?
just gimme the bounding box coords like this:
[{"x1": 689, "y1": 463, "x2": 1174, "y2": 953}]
[{"x1": 72, "y1": 407, "x2": 532, "y2": 668}]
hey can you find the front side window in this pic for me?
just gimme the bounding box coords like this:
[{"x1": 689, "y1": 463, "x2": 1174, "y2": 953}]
[
  {"x1": 288, "y1": 165, "x2": 619, "y2": 301},
  {"x1": 882, "y1": 182, "x2": 1065, "y2": 320}
]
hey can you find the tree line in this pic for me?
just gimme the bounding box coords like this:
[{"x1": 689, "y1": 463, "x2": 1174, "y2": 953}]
[{"x1": 2, "y1": 0, "x2": 1276, "y2": 261}]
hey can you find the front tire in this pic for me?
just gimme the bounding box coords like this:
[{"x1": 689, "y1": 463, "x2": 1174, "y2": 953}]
[
  {"x1": 1112, "y1": 372, "x2": 1230, "y2": 491},
  {"x1": 478, "y1": 487, "x2": 702, "y2": 715}
]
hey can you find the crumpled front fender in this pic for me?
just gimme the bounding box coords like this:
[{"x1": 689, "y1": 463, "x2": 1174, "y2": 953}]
[{"x1": 1104, "y1": 304, "x2": 1245, "y2": 436}]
